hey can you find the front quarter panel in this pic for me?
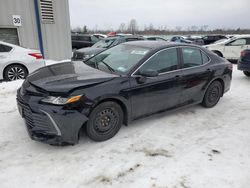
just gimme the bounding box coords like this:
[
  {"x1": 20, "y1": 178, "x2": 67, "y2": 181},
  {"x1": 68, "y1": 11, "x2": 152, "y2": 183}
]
[{"x1": 71, "y1": 76, "x2": 132, "y2": 122}]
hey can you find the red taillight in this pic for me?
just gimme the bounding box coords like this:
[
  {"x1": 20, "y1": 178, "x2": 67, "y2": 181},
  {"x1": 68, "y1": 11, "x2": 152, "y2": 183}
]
[
  {"x1": 240, "y1": 51, "x2": 246, "y2": 57},
  {"x1": 228, "y1": 63, "x2": 233, "y2": 70},
  {"x1": 28, "y1": 53, "x2": 43, "y2": 59}
]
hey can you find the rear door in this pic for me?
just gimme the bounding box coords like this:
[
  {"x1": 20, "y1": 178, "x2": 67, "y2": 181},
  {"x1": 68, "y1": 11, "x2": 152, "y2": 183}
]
[
  {"x1": 179, "y1": 47, "x2": 211, "y2": 105},
  {"x1": 129, "y1": 47, "x2": 183, "y2": 119}
]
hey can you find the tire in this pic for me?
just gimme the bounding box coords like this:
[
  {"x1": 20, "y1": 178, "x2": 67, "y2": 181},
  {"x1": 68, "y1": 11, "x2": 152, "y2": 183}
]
[
  {"x1": 86, "y1": 101, "x2": 123, "y2": 142},
  {"x1": 201, "y1": 81, "x2": 223, "y2": 108},
  {"x1": 4, "y1": 64, "x2": 28, "y2": 81},
  {"x1": 243, "y1": 71, "x2": 250, "y2": 77},
  {"x1": 213, "y1": 51, "x2": 223, "y2": 57}
]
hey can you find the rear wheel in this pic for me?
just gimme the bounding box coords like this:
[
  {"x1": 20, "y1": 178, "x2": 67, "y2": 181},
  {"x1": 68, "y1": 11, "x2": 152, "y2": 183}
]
[
  {"x1": 4, "y1": 64, "x2": 28, "y2": 81},
  {"x1": 243, "y1": 71, "x2": 250, "y2": 77},
  {"x1": 86, "y1": 101, "x2": 123, "y2": 142},
  {"x1": 201, "y1": 81, "x2": 223, "y2": 108}
]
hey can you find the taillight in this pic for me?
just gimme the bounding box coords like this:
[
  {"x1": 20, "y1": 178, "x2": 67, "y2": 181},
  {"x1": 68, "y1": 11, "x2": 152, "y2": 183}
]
[
  {"x1": 240, "y1": 51, "x2": 246, "y2": 57},
  {"x1": 28, "y1": 53, "x2": 43, "y2": 59},
  {"x1": 228, "y1": 63, "x2": 233, "y2": 70}
]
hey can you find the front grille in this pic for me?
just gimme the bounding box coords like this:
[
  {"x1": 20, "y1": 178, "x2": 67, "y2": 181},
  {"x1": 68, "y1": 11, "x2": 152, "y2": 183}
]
[{"x1": 17, "y1": 98, "x2": 57, "y2": 135}]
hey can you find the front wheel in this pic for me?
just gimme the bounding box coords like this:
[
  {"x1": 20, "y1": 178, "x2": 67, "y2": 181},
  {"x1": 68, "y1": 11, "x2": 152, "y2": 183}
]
[
  {"x1": 243, "y1": 71, "x2": 250, "y2": 77},
  {"x1": 201, "y1": 81, "x2": 223, "y2": 108},
  {"x1": 86, "y1": 101, "x2": 123, "y2": 142}
]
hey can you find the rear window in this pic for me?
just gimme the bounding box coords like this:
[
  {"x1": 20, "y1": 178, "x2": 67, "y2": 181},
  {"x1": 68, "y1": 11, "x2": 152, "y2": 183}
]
[
  {"x1": 182, "y1": 48, "x2": 203, "y2": 68},
  {"x1": 0, "y1": 44, "x2": 12, "y2": 52}
]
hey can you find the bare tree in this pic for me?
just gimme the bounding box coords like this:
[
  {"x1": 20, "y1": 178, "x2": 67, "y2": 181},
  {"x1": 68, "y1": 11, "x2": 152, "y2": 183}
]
[
  {"x1": 175, "y1": 26, "x2": 182, "y2": 31},
  {"x1": 119, "y1": 23, "x2": 126, "y2": 32}
]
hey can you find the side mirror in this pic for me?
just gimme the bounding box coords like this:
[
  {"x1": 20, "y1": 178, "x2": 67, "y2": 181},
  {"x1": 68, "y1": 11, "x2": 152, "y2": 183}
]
[{"x1": 139, "y1": 69, "x2": 159, "y2": 77}]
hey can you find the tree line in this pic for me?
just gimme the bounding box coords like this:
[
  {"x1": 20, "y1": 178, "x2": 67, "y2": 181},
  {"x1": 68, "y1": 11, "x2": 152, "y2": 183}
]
[{"x1": 71, "y1": 19, "x2": 250, "y2": 35}]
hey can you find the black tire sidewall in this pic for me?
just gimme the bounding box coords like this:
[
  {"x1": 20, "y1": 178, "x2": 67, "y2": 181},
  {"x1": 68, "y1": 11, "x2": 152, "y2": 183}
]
[
  {"x1": 86, "y1": 101, "x2": 123, "y2": 142},
  {"x1": 202, "y1": 81, "x2": 222, "y2": 108},
  {"x1": 243, "y1": 71, "x2": 250, "y2": 77},
  {"x1": 213, "y1": 51, "x2": 223, "y2": 57},
  {"x1": 4, "y1": 64, "x2": 28, "y2": 81}
]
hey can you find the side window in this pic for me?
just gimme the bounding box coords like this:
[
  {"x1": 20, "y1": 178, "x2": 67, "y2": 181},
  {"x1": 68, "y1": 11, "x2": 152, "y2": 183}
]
[
  {"x1": 246, "y1": 38, "x2": 250, "y2": 45},
  {"x1": 182, "y1": 48, "x2": 203, "y2": 68},
  {"x1": 0, "y1": 44, "x2": 12, "y2": 52},
  {"x1": 201, "y1": 52, "x2": 210, "y2": 64},
  {"x1": 228, "y1": 39, "x2": 246, "y2": 46},
  {"x1": 126, "y1": 38, "x2": 141, "y2": 42},
  {"x1": 91, "y1": 36, "x2": 99, "y2": 43},
  {"x1": 139, "y1": 48, "x2": 178, "y2": 74}
]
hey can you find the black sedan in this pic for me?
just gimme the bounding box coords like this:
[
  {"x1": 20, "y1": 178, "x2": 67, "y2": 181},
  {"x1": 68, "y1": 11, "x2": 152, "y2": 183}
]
[
  {"x1": 17, "y1": 41, "x2": 232, "y2": 145},
  {"x1": 238, "y1": 49, "x2": 250, "y2": 77}
]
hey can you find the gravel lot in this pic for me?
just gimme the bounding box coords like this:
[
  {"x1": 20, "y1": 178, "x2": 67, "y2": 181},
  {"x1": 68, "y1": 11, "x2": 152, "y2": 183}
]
[{"x1": 0, "y1": 65, "x2": 249, "y2": 188}]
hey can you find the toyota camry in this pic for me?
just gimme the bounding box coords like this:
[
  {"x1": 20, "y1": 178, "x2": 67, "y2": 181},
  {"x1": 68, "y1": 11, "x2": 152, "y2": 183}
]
[{"x1": 17, "y1": 41, "x2": 232, "y2": 145}]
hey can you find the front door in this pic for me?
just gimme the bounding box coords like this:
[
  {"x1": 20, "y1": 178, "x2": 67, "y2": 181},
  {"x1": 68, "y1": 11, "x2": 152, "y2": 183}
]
[{"x1": 128, "y1": 47, "x2": 183, "y2": 119}]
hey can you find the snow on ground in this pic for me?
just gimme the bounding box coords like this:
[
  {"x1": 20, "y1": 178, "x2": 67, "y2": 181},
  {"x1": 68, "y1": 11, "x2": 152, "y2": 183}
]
[{"x1": 0, "y1": 65, "x2": 250, "y2": 188}]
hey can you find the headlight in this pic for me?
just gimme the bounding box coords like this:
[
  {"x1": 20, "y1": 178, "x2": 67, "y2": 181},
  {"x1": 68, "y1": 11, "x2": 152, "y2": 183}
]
[{"x1": 41, "y1": 95, "x2": 83, "y2": 105}]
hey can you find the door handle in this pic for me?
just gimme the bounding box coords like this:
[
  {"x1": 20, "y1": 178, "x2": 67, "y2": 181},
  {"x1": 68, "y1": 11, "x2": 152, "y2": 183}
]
[
  {"x1": 175, "y1": 75, "x2": 182, "y2": 79},
  {"x1": 206, "y1": 68, "x2": 211, "y2": 73}
]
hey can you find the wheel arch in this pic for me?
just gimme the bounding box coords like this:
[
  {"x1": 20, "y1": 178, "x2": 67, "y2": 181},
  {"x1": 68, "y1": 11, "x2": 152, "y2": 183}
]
[
  {"x1": 212, "y1": 50, "x2": 223, "y2": 57},
  {"x1": 3, "y1": 63, "x2": 29, "y2": 80},
  {"x1": 90, "y1": 97, "x2": 130, "y2": 125},
  {"x1": 204, "y1": 77, "x2": 225, "y2": 98}
]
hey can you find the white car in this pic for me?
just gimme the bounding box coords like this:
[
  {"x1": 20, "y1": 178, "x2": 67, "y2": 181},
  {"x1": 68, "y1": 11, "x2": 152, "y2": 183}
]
[
  {"x1": 0, "y1": 41, "x2": 45, "y2": 81},
  {"x1": 205, "y1": 35, "x2": 250, "y2": 60}
]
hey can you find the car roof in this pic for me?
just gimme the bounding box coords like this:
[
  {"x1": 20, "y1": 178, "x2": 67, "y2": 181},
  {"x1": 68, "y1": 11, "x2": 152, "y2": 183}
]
[
  {"x1": 234, "y1": 34, "x2": 250, "y2": 38},
  {"x1": 0, "y1": 41, "x2": 19, "y2": 48},
  {"x1": 123, "y1": 40, "x2": 199, "y2": 50}
]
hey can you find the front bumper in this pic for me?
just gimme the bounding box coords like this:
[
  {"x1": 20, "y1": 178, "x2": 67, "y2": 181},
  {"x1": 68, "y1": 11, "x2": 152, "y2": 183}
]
[{"x1": 17, "y1": 89, "x2": 88, "y2": 145}]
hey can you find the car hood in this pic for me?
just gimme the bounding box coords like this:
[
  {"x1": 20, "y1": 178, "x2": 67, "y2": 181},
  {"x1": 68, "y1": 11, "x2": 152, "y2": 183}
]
[{"x1": 26, "y1": 61, "x2": 117, "y2": 93}]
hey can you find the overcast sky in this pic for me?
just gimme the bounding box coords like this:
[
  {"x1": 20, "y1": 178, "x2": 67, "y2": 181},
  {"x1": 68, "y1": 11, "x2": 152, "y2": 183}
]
[{"x1": 69, "y1": 0, "x2": 250, "y2": 30}]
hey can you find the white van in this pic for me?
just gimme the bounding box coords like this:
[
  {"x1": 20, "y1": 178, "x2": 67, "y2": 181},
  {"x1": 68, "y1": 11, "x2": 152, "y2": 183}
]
[{"x1": 205, "y1": 35, "x2": 250, "y2": 60}]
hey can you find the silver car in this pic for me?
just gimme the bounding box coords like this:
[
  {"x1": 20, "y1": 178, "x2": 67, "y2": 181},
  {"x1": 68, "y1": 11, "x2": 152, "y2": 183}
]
[{"x1": 0, "y1": 41, "x2": 45, "y2": 81}]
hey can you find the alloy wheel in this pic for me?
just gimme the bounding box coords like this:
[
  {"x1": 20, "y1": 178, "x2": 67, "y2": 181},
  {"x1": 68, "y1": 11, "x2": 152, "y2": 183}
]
[{"x1": 7, "y1": 67, "x2": 25, "y2": 80}]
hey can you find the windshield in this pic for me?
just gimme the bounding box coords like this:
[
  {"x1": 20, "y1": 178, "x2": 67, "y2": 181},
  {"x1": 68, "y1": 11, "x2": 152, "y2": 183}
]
[
  {"x1": 84, "y1": 44, "x2": 150, "y2": 75},
  {"x1": 92, "y1": 38, "x2": 117, "y2": 48}
]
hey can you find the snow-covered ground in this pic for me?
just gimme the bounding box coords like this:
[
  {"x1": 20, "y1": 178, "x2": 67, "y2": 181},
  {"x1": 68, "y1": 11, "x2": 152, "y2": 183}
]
[{"x1": 0, "y1": 65, "x2": 250, "y2": 188}]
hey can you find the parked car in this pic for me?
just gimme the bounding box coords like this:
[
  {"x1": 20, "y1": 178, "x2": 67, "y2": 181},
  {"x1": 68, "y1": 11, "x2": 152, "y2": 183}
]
[
  {"x1": 17, "y1": 41, "x2": 232, "y2": 145},
  {"x1": 71, "y1": 34, "x2": 99, "y2": 50},
  {"x1": 184, "y1": 36, "x2": 204, "y2": 45},
  {"x1": 202, "y1": 35, "x2": 227, "y2": 45},
  {"x1": 93, "y1": 34, "x2": 107, "y2": 39},
  {"x1": 72, "y1": 36, "x2": 144, "y2": 61},
  {"x1": 0, "y1": 41, "x2": 45, "y2": 81},
  {"x1": 238, "y1": 49, "x2": 250, "y2": 77},
  {"x1": 169, "y1": 36, "x2": 192, "y2": 44},
  {"x1": 144, "y1": 36, "x2": 167, "y2": 41},
  {"x1": 205, "y1": 35, "x2": 250, "y2": 60}
]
